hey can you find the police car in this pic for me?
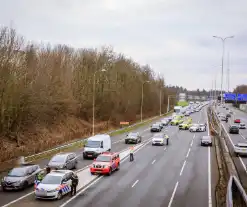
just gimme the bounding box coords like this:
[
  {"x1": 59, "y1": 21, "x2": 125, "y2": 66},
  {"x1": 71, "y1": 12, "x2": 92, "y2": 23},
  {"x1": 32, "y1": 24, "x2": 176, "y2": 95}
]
[{"x1": 35, "y1": 170, "x2": 75, "y2": 200}]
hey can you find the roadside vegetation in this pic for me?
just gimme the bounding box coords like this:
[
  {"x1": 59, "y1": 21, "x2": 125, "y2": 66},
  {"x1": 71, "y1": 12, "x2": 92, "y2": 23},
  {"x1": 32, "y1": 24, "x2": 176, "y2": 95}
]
[{"x1": 0, "y1": 27, "x2": 177, "y2": 163}]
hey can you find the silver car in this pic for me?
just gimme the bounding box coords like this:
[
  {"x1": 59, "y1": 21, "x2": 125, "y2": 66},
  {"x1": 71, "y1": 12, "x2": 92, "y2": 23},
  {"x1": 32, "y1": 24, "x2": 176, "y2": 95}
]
[
  {"x1": 1, "y1": 164, "x2": 42, "y2": 191},
  {"x1": 239, "y1": 123, "x2": 246, "y2": 129},
  {"x1": 47, "y1": 153, "x2": 78, "y2": 170},
  {"x1": 234, "y1": 143, "x2": 247, "y2": 156},
  {"x1": 201, "y1": 136, "x2": 212, "y2": 146}
]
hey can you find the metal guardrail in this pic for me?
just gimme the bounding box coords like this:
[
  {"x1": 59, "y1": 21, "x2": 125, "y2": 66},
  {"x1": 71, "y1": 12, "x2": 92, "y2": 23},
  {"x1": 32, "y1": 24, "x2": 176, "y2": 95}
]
[
  {"x1": 209, "y1": 106, "x2": 247, "y2": 207},
  {"x1": 227, "y1": 176, "x2": 247, "y2": 207},
  {"x1": 24, "y1": 111, "x2": 172, "y2": 161}
]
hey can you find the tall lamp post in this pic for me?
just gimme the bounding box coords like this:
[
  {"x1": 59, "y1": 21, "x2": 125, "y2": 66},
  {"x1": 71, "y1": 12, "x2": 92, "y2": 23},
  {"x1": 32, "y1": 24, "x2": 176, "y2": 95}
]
[
  {"x1": 213, "y1": 35, "x2": 234, "y2": 105},
  {"x1": 141, "y1": 81, "x2": 150, "y2": 123},
  {"x1": 167, "y1": 95, "x2": 176, "y2": 113},
  {"x1": 159, "y1": 88, "x2": 162, "y2": 116},
  {"x1": 92, "y1": 69, "x2": 107, "y2": 135}
]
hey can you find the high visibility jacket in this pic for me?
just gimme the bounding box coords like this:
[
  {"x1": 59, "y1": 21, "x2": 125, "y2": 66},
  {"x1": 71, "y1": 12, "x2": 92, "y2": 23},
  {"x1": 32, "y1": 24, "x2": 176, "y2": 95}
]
[{"x1": 130, "y1": 147, "x2": 134, "y2": 153}]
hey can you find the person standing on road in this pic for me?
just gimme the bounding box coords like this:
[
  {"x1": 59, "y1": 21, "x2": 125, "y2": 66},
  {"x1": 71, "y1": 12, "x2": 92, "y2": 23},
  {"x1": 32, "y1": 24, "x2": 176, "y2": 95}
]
[
  {"x1": 71, "y1": 173, "x2": 79, "y2": 196},
  {"x1": 130, "y1": 146, "x2": 134, "y2": 162}
]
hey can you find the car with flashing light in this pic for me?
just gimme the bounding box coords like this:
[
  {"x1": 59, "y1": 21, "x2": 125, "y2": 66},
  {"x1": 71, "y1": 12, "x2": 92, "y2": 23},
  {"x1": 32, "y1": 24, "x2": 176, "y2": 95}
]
[
  {"x1": 47, "y1": 153, "x2": 77, "y2": 170},
  {"x1": 90, "y1": 152, "x2": 120, "y2": 175},
  {"x1": 125, "y1": 132, "x2": 142, "y2": 144},
  {"x1": 150, "y1": 123, "x2": 162, "y2": 132},
  {"x1": 170, "y1": 118, "x2": 183, "y2": 126},
  {"x1": 1, "y1": 164, "x2": 42, "y2": 191},
  {"x1": 35, "y1": 170, "x2": 76, "y2": 200},
  {"x1": 229, "y1": 125, "x2": 239, "y2": 134},
  {"x1": 179, "y1": 121, "x2": 192, "y2": 130},
  {"x1": 201, "y1": 136, "x2": 212, "y2": 146}
]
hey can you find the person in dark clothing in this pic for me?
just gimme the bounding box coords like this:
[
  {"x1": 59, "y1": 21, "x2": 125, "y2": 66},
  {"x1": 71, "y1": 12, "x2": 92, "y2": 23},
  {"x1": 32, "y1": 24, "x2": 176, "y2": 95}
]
[
  {"x1": 129, "y1": 146, "x2": 134, "y2": 162},
  {"x1": 71, "y1": 173, "x2": 79, "y2": 196},
  {"x1": 46, "y1": 167, "x2": 51, "y2": 174}
]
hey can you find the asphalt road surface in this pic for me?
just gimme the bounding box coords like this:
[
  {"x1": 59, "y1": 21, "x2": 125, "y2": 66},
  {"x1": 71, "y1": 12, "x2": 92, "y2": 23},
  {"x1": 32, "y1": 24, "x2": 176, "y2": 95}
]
[
  {"x1": 1, "y1": 106, "x2": 218, "y2": 207},
  {"x1": 217, "y1": 104, "x2": 247, "y2": 189},
  {"x1": 60, "y1": 107, "x2": 217, "y2": 207}
]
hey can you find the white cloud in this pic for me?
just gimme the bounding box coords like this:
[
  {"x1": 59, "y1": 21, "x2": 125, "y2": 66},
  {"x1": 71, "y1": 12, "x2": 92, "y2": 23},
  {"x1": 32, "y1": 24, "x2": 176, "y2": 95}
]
[{"x1": 0, "y1": 0, "x2": 247, "y2": 90}]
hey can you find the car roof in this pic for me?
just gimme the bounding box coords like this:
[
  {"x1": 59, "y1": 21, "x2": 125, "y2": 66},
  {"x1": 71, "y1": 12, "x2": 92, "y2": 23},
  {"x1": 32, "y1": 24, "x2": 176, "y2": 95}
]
[
  {"x1": 202, "y1": 136, "x2": 211, "y2": 139},
  {"x1": 50, "y1": 170, "x2": 73, "y2": 175}
]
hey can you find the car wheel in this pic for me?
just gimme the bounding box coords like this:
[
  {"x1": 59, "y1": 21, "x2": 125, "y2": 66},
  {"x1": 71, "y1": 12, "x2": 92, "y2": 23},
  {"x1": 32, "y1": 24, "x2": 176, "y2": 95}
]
[
  {"x1": 91, "y1": 172, "x2": 95, "y2": 175},
  {"x1": 235, "y1": 153, "x2": 238, "y2": 156},
  {"x1": 22, "y1": 181, "x2": 28, "y2": 190},
  {"x1": 108, "y1": 167, "x2": 112, "y2": 176},
  {"x1": 139, "y1": 138, "x2": 142, "y2": 143},
  {"x1": 2, "y1": 186, "x2": 6, "y2": 192},
  {"x1": 125, "y1": 140, "x2": 128, "y2": 144},
  {"x1": 83, "y1": 155, "x2": 87, "y2": 159},
  {"x1": 57, "y1": 192, "x2": 62, "y2": 200}
]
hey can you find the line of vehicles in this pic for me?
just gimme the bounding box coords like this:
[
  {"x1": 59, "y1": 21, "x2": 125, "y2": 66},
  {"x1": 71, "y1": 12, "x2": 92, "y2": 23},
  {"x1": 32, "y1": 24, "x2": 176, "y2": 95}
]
[
  {"x1": 0, "y1": 101, "x2": 211, "y2": 200},
  {"x1": 217, "y1": 104, "x2": 247, "y2": 156}
]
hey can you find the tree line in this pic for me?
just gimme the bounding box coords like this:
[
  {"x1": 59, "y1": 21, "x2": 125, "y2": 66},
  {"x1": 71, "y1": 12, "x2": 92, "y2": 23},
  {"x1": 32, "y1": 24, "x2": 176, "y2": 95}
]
[{"x1": 0, "y1": 27, "x2": 176, "y2": 162}]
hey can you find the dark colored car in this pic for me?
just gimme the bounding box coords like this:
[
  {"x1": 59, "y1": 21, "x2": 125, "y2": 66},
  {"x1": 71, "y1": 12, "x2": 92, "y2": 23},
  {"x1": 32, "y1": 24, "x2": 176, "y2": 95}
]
[
  {"x1": 125, "y1": 132, "x2": 142, "y2": 144},
  {"x1": 1, "y1": 164, "x2": 42, "y2": 191},
  {"x1": 229, "y1": 125, "x2": 239, "y2": 134},
  {"x1": 226, "y1": 113, "x2": 231, "y2": 118},
  {"x1": 47, "y1": 153, "x2": 78, "y2": 170},
  {"x1": 150, "y1": 124, "x2": 161, "y2": 132}
]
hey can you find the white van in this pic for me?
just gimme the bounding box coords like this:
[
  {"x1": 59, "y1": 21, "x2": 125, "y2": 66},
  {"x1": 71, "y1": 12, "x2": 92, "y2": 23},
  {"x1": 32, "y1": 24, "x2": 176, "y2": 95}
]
[{"x1": 83, "y1": 134, "x2": 111, "y2": 159}]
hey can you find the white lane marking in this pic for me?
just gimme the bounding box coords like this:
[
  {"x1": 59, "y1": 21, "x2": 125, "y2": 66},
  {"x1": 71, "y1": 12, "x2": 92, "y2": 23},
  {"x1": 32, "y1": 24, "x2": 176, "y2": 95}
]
[
  {"x1": 186, "y1": 148, "x2": 191, "y2": 158},
  {"x1": 168, "y1": 181, "x2": 179, "y2": 207},
  {"x1": 190, "y1": 140, "x2": 193, "y2": 147},
  {"x1": 208, "y1": 146, "x2": 212, "y2": 207},
  {"x1": 131, "y1": 179, "x2": 139, "y2": 188},
  {"x1": 164, "y1": 147, "x2": 167, "y2": 151},
  {"x1": 60, "y1": 176, "x2": 103, "y2": 207},
  {"x1": 143, "y1": 128, "x2": 150, "y2": 132},
  {"x1": 1, "y1": 191, "x2": 34, "y2": 207},
  {"x1": 221, "y1": 122, "x2": 247, "y2": 173},
  {"x1": 60, "y1": 138, "x2": 153, "y2": 207},
  {"x1": 239, "y1": 156, "x2": 247, "y2": 172},
  {"x1": 179, "y1": 160, "x2": 187, "y2": 176},
  {"x1": 239, "y1": 133, "x2": 246, "y2": 140},
  {"x1": 205, "y1": 107, "x2": 212, "y2": 207},
  {"x1": 151, "y1": 160, "x2": 156, "y2": 165}
]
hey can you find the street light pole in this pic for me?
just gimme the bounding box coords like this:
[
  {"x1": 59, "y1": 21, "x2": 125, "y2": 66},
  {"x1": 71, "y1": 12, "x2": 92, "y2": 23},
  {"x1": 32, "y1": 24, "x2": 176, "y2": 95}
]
[
  {"x1": 159, "y1": 88, "x2": 162, "y2": 116},
  {"x1": 167, "y1": 95, "x2": 176, "y2": 113},
  {"x1": 213, "y1": 35, "x2": 234, "y2": 105},
  {"x1": 92, "y1": 69, "x2": 107, "y2": 135},
  {"x1": 141, "y1": 81, "x2": 150, "y2": 123}
]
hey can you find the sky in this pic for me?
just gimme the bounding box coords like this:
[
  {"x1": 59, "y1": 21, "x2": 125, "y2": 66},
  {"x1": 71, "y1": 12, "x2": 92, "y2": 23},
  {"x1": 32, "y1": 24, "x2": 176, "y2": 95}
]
[{"x1": 0, "y1": 0, "x2": 247, "y2": 91}]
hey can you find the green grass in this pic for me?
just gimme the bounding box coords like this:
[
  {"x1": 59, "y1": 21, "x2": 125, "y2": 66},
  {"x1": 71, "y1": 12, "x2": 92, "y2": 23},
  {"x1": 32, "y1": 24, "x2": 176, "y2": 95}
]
[{"x1": 177, "y1": 101, "x2": 189, "y2": 107}]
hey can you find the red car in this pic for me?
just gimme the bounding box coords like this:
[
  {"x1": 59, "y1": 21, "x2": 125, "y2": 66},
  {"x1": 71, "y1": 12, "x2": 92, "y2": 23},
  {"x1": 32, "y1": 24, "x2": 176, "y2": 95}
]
[
  {"x1": 234, "y1": 119, "x2": 241, "y2": 123},
  {"x1": 90, "y1": 152, "x2": 120, "y2": 175}
]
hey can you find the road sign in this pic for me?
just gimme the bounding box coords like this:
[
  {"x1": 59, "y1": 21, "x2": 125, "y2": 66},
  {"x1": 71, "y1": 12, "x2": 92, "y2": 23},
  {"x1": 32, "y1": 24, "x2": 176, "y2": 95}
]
[
  {"x1": 224, "y1": 93, "x2": 236, "y2": 101},
  {"x1": 237, "y1": 94, "x2": 247, "y2": 101}
]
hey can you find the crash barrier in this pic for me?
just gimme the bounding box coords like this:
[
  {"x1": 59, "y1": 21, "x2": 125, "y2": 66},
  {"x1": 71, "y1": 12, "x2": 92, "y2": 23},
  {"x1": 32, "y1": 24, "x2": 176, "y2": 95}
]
[
  {"x1": 208, "y1": 106, "x2": 247, "y2": 207},
  {"x1": 226, "y1": 176, "x2": 247, "y2": 207},
  {"x1": 0, "y1": 111, "x2": 173, "y2": 172}
]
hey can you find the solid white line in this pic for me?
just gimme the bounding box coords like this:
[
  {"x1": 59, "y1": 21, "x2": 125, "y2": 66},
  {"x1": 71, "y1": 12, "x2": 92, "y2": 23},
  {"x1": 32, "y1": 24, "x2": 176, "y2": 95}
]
[
  {"x1": 186, "y1": 148, "x2": 191, "y2": 158},
  {"x1": 179, "y1": 160, "x2": 187, "y2": 176},
  {"x1": 208, "y1": 146, "x2": 212, "y2": 207},
  {"x1": 60, "y1": 176, "x2": 103, "y2": 207},
  {"x1": 168, "y1": 181, "x2": 179, "y2": 207},
  {"x1": 1, "y1": 191, "x2": 34, "y2": 207},
  {"x1": 239, "y1": 156, "x2": 247, "y2": 172},
  {"x1": 131, "y1": 180, "x2": 139, "y2": 188},
  {"x1": 151, "y1": 160, "x2": 156, "y2": 165}
]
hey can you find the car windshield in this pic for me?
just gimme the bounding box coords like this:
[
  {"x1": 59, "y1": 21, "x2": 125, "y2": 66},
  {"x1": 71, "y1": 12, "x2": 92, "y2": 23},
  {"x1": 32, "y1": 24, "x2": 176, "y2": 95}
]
[
  {"x1": 96, "y1": 155, "x2": 111, "y2": 162},
  {"x1": 41, "y1": 175, "x2": 63, "y2": 185},
  {"x1": 128, "y1": 133, "x2": 137, "y2": 137},
  {"x1": 153, "y1": 134, "x2": 163, "y2": 138},
  {"x1": 231, "y1": 126, "x2": 238, "y2": 129},
  {"x1": 152, "y1": 124, "x2": 159, "y2": 127},
  {"x1": 202, "y1": 136, "x2": 211, "y2": 140},
  {"x1": 85, "y1": 140, "x2": 101, "y2": 148},
  {"x1": 50, "y1": 155, "x2": 67, "y2": 163},
  {"x1": 8, "y1": 168, "x2": 26, "y2": 177}
]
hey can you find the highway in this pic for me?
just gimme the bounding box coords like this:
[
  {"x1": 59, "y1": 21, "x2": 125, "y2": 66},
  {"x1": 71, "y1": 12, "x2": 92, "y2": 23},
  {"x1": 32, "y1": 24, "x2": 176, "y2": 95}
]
[
  {"x1": 217, "y1": 104, "x2": 247, "y2": 189},
  {"x1": 1, "y1": 106, "x2": 218, "y2": 207}
]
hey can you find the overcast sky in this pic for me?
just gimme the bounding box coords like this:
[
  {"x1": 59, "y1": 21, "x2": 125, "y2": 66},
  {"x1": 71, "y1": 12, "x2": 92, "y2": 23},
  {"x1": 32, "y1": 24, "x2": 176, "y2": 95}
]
[{"x1": 1, "y1": 0, "x2": 247, "y2": 90}]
